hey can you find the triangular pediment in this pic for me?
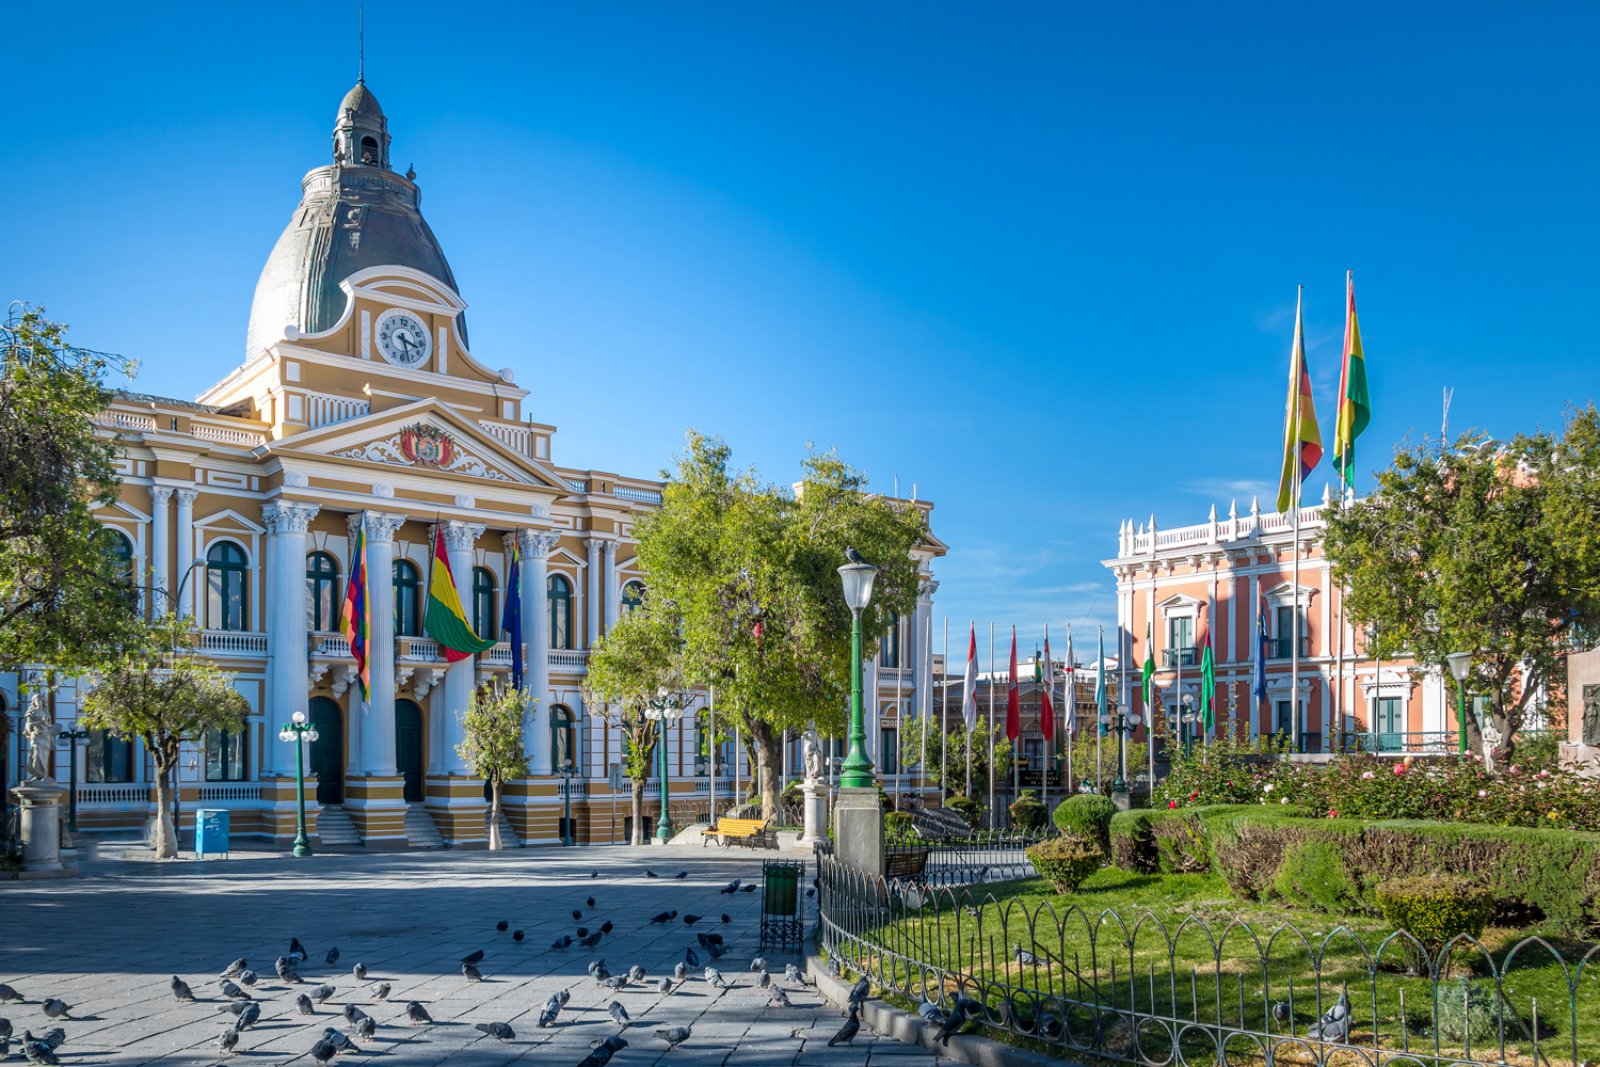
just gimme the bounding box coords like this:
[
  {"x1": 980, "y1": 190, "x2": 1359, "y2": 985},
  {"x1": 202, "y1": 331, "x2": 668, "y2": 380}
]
[{"x1": 271, "y1": 398, "x2": 573, "y2": 493}]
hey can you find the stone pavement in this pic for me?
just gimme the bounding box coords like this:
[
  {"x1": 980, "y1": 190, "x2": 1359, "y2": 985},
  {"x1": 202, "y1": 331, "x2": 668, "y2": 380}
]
[{"x1": 0, "y1": 846, "x2": 952, "y2": 1066}]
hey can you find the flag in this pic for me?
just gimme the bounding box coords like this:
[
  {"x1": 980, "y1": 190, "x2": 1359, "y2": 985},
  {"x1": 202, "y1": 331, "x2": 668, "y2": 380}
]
[
  {"x1": 425, "y1": 527, "x2": 496, "y2": 662},
  {"x1": 1095, "y1": 626, "x2": 1107, "y2": 731},
  {"x1": 960, "y1": 623, "x2": 978, "y2": 729},
  {"x1": 1140, "y1": 622, "x2": 1155, "y2": 707},
  {"x1": 1332, "y1": 270, "x2": 1371, "y2": 488},
  {"x1": 1198, "y1": 609, "x2": 1216, "y2": 732},
  {"x1": 501, "y1": 541, "x2": 523, "y2": 689},
  {"x1": 1253, "y1": 598, "x2": 1269, "y2": 707},
  {"x1": 1276, "y1": 286, "x2": 1324, "y2": 513},
  {"x1": 338, "y1": 524, "x2": 371, "y2": 703},
  {"x1": 1040, "y1": 629, "x2": 1055, "y2": 742},
  {"x1": 1064, "y1": 626, "x2": 1075, "y2": 734},
  {"x1": 1005, "y1": 627, "x2": 1020, "y2": 741}
]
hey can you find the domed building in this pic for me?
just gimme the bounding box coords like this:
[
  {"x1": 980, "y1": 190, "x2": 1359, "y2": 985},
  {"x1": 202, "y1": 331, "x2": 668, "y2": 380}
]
[{"x1": 10, "y1": 83, "x2": 942, "y2": 851}]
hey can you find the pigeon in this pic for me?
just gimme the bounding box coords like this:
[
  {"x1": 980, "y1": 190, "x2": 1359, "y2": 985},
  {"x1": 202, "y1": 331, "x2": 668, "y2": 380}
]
[
  {"x1": 310, "y1": 1038, "x2": 338, "y2": 1064},
  {"x1": 704, "y1": 967, "x2": 732, "y2": 991},
  {"x1": 588, "y1": 959, "x2": 609, "y2": 979},
  {"x1": 220, "y1": 958, "x2": 248, "y2": 978},
  {"x1": 577, "y1": 1035, "x2": 628, "y2": 1067},
  {"x1": 462, "y1": 961, "x2": 483, "y2": 982},
  {"x1": 216, "y1": 1027, "x2": 239, "y2": 1054},
  {"x1": 40, "y1": 1000, "x2": 69, "y2": 1020},
  {"x1": 650, "y1": 911, "x2": 674, "y2": 924},
  {"x1": 235, "y1": 1003, "x2": 262, "y2": 1030},
  {"x1": 682, "y1": 914, "x2": 702, "y2": 925},
  {"x1": 646, "y1": 870, "x2": 659, "y2": 878},
  {"x1": 845, "y1": 545, "x2": 868, "y2": 564},
  {"x1": 475, "y1": 1021, "x2": 516, "y2": 1040},
  {"x1": 708, "y1": 943, "x2": 726, "y2": 959},
  {"x1": 828, "y1": 1007, "x2": 861, "y2": 1046},
  {"x1": 462, "y1": 949, "x2": 486, "y2": 966},
  {"x1": 674, "y1": 871, "x2": 687, "y2": 879},
  {"x1": 238, "y1": 970, "x2": 258, "y2": 987},
  {"x1": 0, "y1": 986, "x2": 20, "y2": 1003},
  {"x1": 290, "y1": 938, "x2": 309, "y2": 961},
  {"x1": 219, "y1": 1000, "x2": 252, "y2": 1017},
  {"x1": 602, "y1": 975, "x2": 630, "y2": 992},
  {"x1": 847, "y1": 976, "x2": 870, "y2": 1010},
  {"x1": 805, "y1": 887, "x2": 816, "y2": 898},
  {"x1": 656, "y1": 1025, "x2": 691, "y2": 1049},
  {"x1": 696, "y1": 933, "x2": 718, "y2": 949},
  {"x1": 20, "y1": 1032, "x2": 59, "y2": 1065},
  {"x1": 784, "y1": 963, "x2": 803, "y2": 985},
  {"x1": 537, "y1": 999, "x2": 561, "y2": 1028},
  {"x1": 355, "y1": 1015, "x2": 376, "y2": 1040},
  {"x1": 1013, "y1": 943, "x2": 1041, "y2": 967},
  {"x1": 324, "y1": 947, "x2": 340, "y2": 967},
  {"x1": 276, "y1": 956, "x2": 301, "y2": 983},
  {"x1": 38, "y1": 1030, "x2": 64, "y2": 1051},
  {"x1": 372, "y1": 982, "x2": 391, "y2": 1002},
  {"x1": 657, "y1": 976, "x2": 673, "y2": 995},
  {"x1": 673, "y1": 962, "x2": 688, "y2": 982},
  {"x1": 587, "y1": 897, "x2": 596, "y2": 907},
  {"x1": 1308, "y1": 989, "x2": 1351, "y2": 1044},
  {"x1": 918, "y1": 1000, "x2": 949, "y2": 1025},
  {"x1": 308, "y1": 983, "x2": 336, "y2": 1004},
  {"x1": 627, "y1": 964, "x2": 647, "y2": 983},
  {"x1": 1272, "y1": 1001, "x2": 1291, "y2": 1026},
  {"x1": 685, "y1": 948, "x2": 700, "y2": 967},
  {"x1": 608, "y1": 1001, "x2": 631, "y2": 1028},
  {"x1": 171, "y1": 976, "x2": 195, "y2": 1001},
  {"x1": 219, "y1": 979, "x2": 251, "y2": 1000},
  {"x1": 342, "y1": 1004, "x2": 369, "y2": 1028},
  {"x1": 599, "y1": 921, "x2": 614, "y2": 935},
  {"x1": 758, "y1": 970, "x2": 772, "y2": 989},
  {"x1": 826, "y1": 958, "x2": 843, "y2": 978},
  {"x1": 577, "y1": 928, "x2": 590, "y2": 938},
  {"x1": 767, "y1": 985, "x2": 792, "y2": 1008},
  {"x1": 0, "y1": 1019, "x2": 10, "y2": 1040},
  {"x1": 591, "y1": 871, "x2": 599, "y2": 879},
  {"x1": 296, "y1": 994, "x2": 315, "y2": 1015},
  {"x1": 496, "y1": 920, "x2": 509, "y2": 932},
  {"x1": 557, "y1": 988, "x2": 571, "y2": 1007},
  {"x1": 750, "y1": 956, "x2": 768, "y2": 972},
  {"x1": 721, "y1": 914, "x2": 732, "y2": 924},
  {"x1": 720, "y1": 879, "x2": 740, "y2": 894},
  {"x1": 579, "y1": 931, "x2": 604, "y2": 948},
  {"x1": 405, "y1": 1001, "x2": 433, "y2": 1026},
  {"x1": 513, "y1": 930, "x2": 525, "y2": 943},
  {"x1": 573, "y1": 909, "x2": 583, "y2": 921},
  {"x1": 321, "y1": 1028, "x2": 358, "y2": 1053},
  {"x1": 934, "y1": 998, "x2": 975, "y2": 1045},
  {"x1": 741, "y1": 884, "x2": 757, "y2": 893},
  {"x1": 552, "y1": 935, "x2": 574, "y2": 951},
  {"x1": 352, "y1": 963, "x2": 367, "y2": 980}
]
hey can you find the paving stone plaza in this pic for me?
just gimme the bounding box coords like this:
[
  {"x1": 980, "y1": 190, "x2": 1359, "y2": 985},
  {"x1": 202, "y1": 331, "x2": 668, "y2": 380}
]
[{"x1": 0, "y1": 848, "x2": 947, "y2": 1066}]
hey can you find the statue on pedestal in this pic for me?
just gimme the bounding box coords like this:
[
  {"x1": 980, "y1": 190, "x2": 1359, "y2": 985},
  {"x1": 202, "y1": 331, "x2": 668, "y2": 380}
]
[
  {"x1": 802, "y1": 727, "x2": 822, "y2": 783},
  {"x1": 23, "y1": 692, "x2": 53, "y2": 782}
]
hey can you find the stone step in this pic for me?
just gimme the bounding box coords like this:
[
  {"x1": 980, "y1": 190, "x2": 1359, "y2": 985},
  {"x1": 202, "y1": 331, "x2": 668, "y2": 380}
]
[
  {"x1": 314, "y1": 804, "x2": 361, "y2": 847},
  {"x1": 486, "y1": 806, "x2": 521, "y2": 848},
  {"x1": 405, "y1": 804, "x2": 444, "y2": 850}
]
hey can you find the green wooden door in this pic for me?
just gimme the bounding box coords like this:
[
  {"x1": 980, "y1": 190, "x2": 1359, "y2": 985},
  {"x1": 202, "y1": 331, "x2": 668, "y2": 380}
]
[
  {"x1": 308, "y1": 697, "x2": 344, "y2": 804},
  {"x1": 396, "y1": 700, "x2": 424, "y2": 803}
]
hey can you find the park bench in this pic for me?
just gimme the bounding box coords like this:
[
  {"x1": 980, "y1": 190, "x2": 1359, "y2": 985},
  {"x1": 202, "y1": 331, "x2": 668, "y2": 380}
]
[
  {"x1": 884, "y1": 847, "x2": 930, "y2": 882},
  {"x1": 700, "y1": 817, "x2": 774, "y2": 849}
]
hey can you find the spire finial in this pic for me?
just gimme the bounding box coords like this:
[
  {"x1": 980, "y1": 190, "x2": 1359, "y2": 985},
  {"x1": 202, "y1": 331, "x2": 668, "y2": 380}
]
[{"x1": 358, "y1": 0, "x2": 365, "y2": 84}]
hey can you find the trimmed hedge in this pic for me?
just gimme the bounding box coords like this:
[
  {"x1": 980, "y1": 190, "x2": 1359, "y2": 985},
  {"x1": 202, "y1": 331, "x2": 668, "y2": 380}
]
[
  {"x1": 1027, "y1": 833, "x2": 1103, "y2": 893},
  {"x1": 1272, "y1": 839, "x2": 1359, "y2": 914},
  {"x1": 1053, "y1": 795, "x2": 1118, "y2": 856},
  {"x1": 1110, "y1": 805, "x2": 1271, "y2": 874},
  {"x1": 1375, "y1": 874, "x2": 1493, "y2": 950}
]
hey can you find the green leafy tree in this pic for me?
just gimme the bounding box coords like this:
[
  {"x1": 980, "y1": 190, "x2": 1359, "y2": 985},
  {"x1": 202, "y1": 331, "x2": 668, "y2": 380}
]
[
  {"x1": 634, "y1": 432, "x2": 928, "y2": 821},
  {"x1": 900, "y1": 713, "x2": 1013, "y2": 807},
  {"x1": 456, "y1": 682, "x2": 532, "y2": 851},
  {"x1": 1323, "y1": 407, "x2": 1600, "y2": 761},
  {"x1": 584, "y1": 600, "x2": 694, "y2": 843},
  {"x1": 78, "y1": 614, "x2": 249, "y2": 858}
]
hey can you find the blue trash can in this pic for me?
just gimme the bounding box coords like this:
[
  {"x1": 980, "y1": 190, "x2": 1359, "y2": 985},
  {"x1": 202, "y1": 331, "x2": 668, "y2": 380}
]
[{"x1": 195, "y1": 808, "x2": 230, "y2": 859}]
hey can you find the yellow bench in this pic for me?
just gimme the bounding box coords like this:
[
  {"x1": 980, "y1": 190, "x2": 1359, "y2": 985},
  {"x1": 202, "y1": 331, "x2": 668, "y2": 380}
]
[{"x1": 700, "y1": 817, "x2": 773, "y2": 848}]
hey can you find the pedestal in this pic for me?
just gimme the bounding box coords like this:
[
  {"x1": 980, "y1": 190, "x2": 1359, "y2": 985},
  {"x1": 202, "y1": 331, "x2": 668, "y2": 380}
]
[
  {"x1": 1112, "y1": 788, "x2": 1132, "y2": 812},
  {"x1": 11, "y1": 779, "x2": 74, "y2": 879},
  {"x1": 833, "y1": 787, "x2": 884, "y2": 877},
  {"x1": 800, "y1": 780, "x2": 828, "y2": 848}
]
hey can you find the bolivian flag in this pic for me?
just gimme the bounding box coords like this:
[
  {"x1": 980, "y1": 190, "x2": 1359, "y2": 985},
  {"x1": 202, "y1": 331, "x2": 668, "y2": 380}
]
[
  {"x1": 1332, "y1": 271, "x2": 1371, "y2": 489},
  {"x1": 425, "y1": 528, "x2": 495, "y2": 662},
  {"x1": 339, "y1": 525, "x2": 371, "y2": 702},
  {"x1": 1276, "y1": 286, "x2": 1323, "y2": 513}
]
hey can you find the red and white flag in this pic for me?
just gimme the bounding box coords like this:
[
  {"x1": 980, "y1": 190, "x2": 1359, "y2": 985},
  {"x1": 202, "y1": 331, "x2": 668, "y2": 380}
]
[
  {"x1": 1040, "y1": 627, "x2": 1055, "y2": 742},
  {"x1": 1005, "y1": 626, "x2": 1020, "y2": 740},
  {"x1": 961, "y1": 623, "x2": 979, "y2": 729}
]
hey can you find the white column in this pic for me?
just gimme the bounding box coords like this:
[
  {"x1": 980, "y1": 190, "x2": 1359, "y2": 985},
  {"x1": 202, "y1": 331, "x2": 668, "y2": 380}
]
[
  {"x1": 440, "y1": 521, "x2": 485, "y2": 775},
  {"x1": 864, "y1": 650, "x2": 879, "y2": 763},
  {"x1": 357, "y1": 512, "x2": 404, "y2": 775},
  {"x1": 1248, "y1": 571, "x2": 1261, "y2": 739},
  {"x1": 263, "y1": 502, "x2": 319, "y2": 775},
  {"x1": 602, "y1": 540, "x2": 619, "y2": 634},
  {"x1": 175, "y1": 488, "x2": 198, "y2": 619},
  {"x1": 584, "y1": 537, "x2": 603, "y2": 646},
  {"x1": 149, "y1": 486, "x2": 172, "y2": 613},
  {"x1": 913, "y1": 580, "x2": 936, "y2": 738},
  {"x1": 519, "y1": 530, "x2": 558, "y2": 775}
]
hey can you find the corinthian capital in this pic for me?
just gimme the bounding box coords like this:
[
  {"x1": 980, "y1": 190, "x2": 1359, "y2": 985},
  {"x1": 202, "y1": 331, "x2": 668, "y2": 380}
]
[
  {"x1": 441, "y1": 520, "x2": 486, "y2": 551},
  {"x1": 263, "y1": 501, "x2": 320, "y2": 535}
]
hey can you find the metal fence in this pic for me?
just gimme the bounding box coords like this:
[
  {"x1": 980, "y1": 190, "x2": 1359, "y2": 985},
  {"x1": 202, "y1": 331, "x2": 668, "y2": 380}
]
[
  {"x1": 818, "y1": 856, "x2": 1599, "y2": 1067},
  {"x1": 885, "y1": 831, "x2": 1046, "y2": 887}
]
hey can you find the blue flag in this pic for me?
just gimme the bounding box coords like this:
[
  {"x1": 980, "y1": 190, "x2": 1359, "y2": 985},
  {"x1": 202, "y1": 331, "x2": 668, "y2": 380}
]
[
  {"x1": 502, "y1": 544, "x2": 523, "y2": 689},
  {"x1": 1252, "y1": 597, "x2": 1268, "y2": 709}
]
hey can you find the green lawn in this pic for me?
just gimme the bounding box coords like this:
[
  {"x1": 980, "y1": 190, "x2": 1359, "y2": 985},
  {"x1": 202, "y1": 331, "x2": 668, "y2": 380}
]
[{"x1": 842, "y1": 867, "x2": 1599, "y2": 1066}]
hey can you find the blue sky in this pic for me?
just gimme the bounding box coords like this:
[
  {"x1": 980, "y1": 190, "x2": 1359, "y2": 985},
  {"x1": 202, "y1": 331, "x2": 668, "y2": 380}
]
[{"x1": 3, "y1": 3, "x2": 1596, "y2": 662}]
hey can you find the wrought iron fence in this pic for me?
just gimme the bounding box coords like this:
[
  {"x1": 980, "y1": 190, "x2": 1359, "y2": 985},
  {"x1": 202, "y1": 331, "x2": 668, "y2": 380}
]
[
  {"x1": 885, "y1": 831, "x2": 1047, "y2": 887},
  {"x1": 818, "y1": 856, "x2": 1599, "y2": 1067}
]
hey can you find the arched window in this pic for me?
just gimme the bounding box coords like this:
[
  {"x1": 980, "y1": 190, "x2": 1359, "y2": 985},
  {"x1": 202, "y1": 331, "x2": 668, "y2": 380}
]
[
  {"x1": 472, "y1": 566, "x2": 497, "y2": 641},
  {"x1": 880, "y1": 611, "x2": 901, "y2": 669},
  {"x1": 306, "y1": 552, "x2": 340, "y2": 632},
  {"x1": 622, "y1": 581, "x2": 646, "y2": 614},
  {"x1": 106, "y1": 529, "x2": 137, "y2": 610},
  {"x1": 548, "y1": 574, "x2": 573, "y2": 649},
  {"x1": 360, "y1": 135, "x2": 379, "y2": 166},
  {"x1": 205, "y1": 542, "x2": 249, "y2": 631},
  {"x1": 393, "y1": 559, "x2": 421, "y2": 637},
  {"x1": 550, "y1": 705, "x2": 576, "y2": 773}
]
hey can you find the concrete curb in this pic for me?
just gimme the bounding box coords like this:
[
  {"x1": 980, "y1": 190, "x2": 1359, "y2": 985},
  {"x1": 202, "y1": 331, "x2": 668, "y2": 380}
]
[{"x1": 805, "y1": 951, "x2": 1085, "y2": 1067}]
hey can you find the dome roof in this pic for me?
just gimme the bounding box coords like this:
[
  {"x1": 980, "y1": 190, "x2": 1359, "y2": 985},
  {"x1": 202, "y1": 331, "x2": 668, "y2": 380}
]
[
  {"x1": 337, "y1": 82, "x2": 384, "y2": 124},
  {"x1": 244, "y1": 84, "x2": 466, "y2": 359}
]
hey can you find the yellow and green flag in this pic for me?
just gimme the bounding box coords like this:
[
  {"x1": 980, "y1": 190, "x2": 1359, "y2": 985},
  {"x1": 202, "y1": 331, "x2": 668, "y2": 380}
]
[
  {"x1": 425, "y1": 527, "x2": 495, "y2": 662},
  {"x1": 1332, "y1": 270, "x2": 1371, "y2": 489},
  {"x1": 1276, "y1": 286, "x2": 1323, "y2": 513}
]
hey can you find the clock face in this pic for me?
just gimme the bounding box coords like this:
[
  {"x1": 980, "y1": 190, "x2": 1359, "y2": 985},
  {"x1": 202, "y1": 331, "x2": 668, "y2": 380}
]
[{"x1": 375, "y1": 309, "x2": 432, "y2": 368}]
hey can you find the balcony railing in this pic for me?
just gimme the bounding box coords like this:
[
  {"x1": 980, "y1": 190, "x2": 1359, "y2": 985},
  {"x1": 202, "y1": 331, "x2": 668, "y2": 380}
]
[
  {"x1": 396, "y1": 636, "x2": 441, "y2": 661},
  {"x1": 198, "y1": 630, "x2": 269, "y2": 656},
  {"x1": 1351, "y1": 730, "x2": 1458, "y2": 756},
  {"x1": 1266, "y1": 636, "x2": 1310, "y2": 659},
  {"x1": 548, "y1": 649, "x2": 589, "y2": 671},
  {"x1": 1163, "y1": 647, "x2": 1196, "y2": 667}
]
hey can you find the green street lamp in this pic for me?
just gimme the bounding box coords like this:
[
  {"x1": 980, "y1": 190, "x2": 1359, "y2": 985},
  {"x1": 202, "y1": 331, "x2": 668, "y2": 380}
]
[
  {"x1": 1179, "y1": 696, "x2": 1198, "y2": 757},
  {"x1": 1097, "y1": 707, "x2": 1141, "y2": 795},
  {"x1": 277, "y1": 710, "x2": 319, "y2": 858},
  {"x1": 58, "y1": 727, "x2": 89, "y2": 832},
  {"x1": 645, "y1": 689, "x2": 683, "y2": 843},
  {"x1": 558, "y1": 756, "x2": 577, "y2": 847},
  {"x1": 1445, "y1": 651, "x2": 1472, "y2": 757},
  {"x1": 837, "y1": 557, "x2": 879, "y2": 790}
]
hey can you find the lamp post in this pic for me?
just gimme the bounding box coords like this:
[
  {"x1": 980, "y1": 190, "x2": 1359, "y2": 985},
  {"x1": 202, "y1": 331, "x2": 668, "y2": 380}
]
[
  {"x1": 837, "y1": 558, "x2": 879, "y2": 789},
  {"x1": 277, "y1": 710, "x2": 319, "y2": 858},
  {"x1": 1445, "y1": 651, "x2": 1472, "y2": 757},
  {"x1": 645, "y1": 688, "x2": 683, "y2": 843},
  {"x1": 1096, "y1": 708, "x2": 1142, "y2": 795},
  {"x1": 1180, "y1": 695, "x2": 1197, "y2": 757},
  {"x1": 57, "y1": 727, "x2": 88, "y2": 832},
  {"x1": 558, "y1": 756, "x2": 576, "y2": 847}
]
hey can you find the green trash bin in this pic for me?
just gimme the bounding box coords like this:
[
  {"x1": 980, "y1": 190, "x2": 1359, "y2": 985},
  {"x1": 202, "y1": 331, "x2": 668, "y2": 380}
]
[
  {"x1": 195, "y1": 808, "x2": 230, "y2": 859},
  {"x1": 760, "y1": 860, "x2": 804, "y2": 949}
]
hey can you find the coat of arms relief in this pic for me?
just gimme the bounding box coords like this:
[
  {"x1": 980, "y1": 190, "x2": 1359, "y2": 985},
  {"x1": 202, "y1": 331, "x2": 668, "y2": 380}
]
[{"x1": 334, "y1": 423, "x2": 514, "y2": 481}]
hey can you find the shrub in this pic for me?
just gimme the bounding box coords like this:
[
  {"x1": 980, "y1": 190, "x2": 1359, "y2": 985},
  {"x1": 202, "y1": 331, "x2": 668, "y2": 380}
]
[
  {"x1": 1271, "y1": 839, "x2": 1359, "y2": 913},
  {"x1": 1054, "y1": 795, "x2": 1118, "y2": 856},
  {"x1": 884, "y1": 811, "x2": 916, "y2": 839},
  {"x1": 1375, "y1": 875, "x2": 1494, "y2": 951},
  {"x1": 1009, "y1": 790, "x2": 1047, "y2": 832},
  {"x1": 1027, "y1": 833, "x2": 1103, "y2": 893},
  {"x1": 1110, "y1": 809, "x2": 1156, "y2": 871},
  {"x1": 1431, "y1": 978, "x2": 1522, "y2": 1043},
  {"x1": 944, "y1": 794, "x2": 981, "y2": 829}
]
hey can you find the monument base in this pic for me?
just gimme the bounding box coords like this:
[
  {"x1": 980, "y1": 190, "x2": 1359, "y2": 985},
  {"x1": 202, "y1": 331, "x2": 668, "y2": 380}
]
[
  {"x1": 12, "y1": 779, "x2": 76, "y2": 879},
  {"x1": 833, "y1": 787, "x2": 884, "y2": 877},
  {"x1": 799, "y1": 780, "x2": 828, "y2": 848}
]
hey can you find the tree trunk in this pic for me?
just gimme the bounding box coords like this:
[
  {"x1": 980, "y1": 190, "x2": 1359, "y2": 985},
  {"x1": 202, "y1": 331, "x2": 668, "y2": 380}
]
[
  {"x1": 488, "y1": 779, "x2": 503, "y2": 851},
  {"x1": 630, "y1": 779, "x2": 645, "y2": 845},
  {"x1": 748, "y1": 720, "x2": 782, "y2": 824},
  {"x1": 151, "y1": 755, "x2": 177, "y2": 859}
]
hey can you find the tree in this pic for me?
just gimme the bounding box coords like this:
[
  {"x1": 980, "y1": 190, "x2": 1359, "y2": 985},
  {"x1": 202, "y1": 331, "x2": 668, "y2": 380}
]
[
  {"x1": 633, "y1": 433, "x2": 929, "y2": 822},
  {"x1": 584, "y1": 600, "x2": 695, "y2": 844},
  {"x1": 1323, "y1": 406, "x2": 1600, "y2": 762},
  {"x1": 77, "y1": 614, "x2": 249, "y2": 858},
  {"x1": 456, "y1": 682, "x2": 532, "y2": 851},
  {"x1": 900, "y1": 714, "x2": 1012, "y2": 809},
  {"x1": 0, "y1": 307, "x2": 142, "y2": 671}
]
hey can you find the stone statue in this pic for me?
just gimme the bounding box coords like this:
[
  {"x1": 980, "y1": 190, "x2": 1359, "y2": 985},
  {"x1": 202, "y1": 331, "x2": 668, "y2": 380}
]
[
  {"x1": 22, "y1": 692, "x2": 53, "y2": 781},
  {"x1": 802, "y1": 727, "x2": 822, "y2": 782},
  {"x1": 1583, "y1": 684, "x2": 1600, "y2": 747}
]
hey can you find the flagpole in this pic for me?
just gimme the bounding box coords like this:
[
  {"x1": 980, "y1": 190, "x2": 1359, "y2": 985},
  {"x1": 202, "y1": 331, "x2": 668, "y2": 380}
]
[
  {"x1": 894, "y1": 611, "x2": 904, "y2": 811},
  {"x1": 920, "y1": 612, "x2": 929, "y2": 806},
  {"x1": 1010, "y1": 626, "x2": 1019, "y2": 820},
  {"x1": 1292, "y1": 464, "x2": 1303, "y2": 752},
  {"x1": 1041, "y1": 624, "x2": 1050, "y2": 817},
  {"x1": 1095, "y1": 625, "x2": 1104, "y2": 793},
  {"x1": 988, "y1": 621, "x2": 996, "y2": 830},
  {"x1": 965, "y1": 621, "x2": 973, "y2": 803},
  {"x1": 941, "y1": 616, "x2": 949, "y2": 802},
  {"x1": 1065, "y1": 626, "x2": 1074, "y2": 794}
]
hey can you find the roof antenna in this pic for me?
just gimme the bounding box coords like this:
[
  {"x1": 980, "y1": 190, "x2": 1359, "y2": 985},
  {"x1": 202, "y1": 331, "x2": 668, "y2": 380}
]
[{"x1": 358, "y1": 0, "x2": 365, "y2": 84}]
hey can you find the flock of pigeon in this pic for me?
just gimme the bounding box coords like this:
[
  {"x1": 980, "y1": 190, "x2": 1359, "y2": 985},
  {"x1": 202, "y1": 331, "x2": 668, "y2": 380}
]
[{"x1": 0, "y1": 867, "x2": 871, "y2": 1066}]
